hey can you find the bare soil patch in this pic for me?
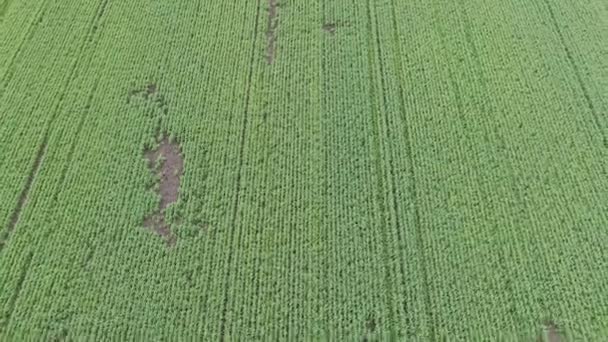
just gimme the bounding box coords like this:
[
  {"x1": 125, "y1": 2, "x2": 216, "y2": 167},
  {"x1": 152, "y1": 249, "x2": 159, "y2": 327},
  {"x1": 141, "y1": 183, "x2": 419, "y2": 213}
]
[
  {"x1": 128, "y1": 83, "x2": 169, "y2": 115},
  {"x1": 538, "y1": 321, "x2": 561, "y2": 342},
  {"x1": 266, "y1": 0, "x2": 279, "y2": 64},
  {"x1": 322, "y1": 23, "x2": 336, "y2": 34},
  {"x1": 361, "y1": 315, "x2": 376, "y2": 341},
  {"x1": 50, "y1": 327, "x2": 69, "y2": 342},
  {"x1": 146, "y1": 83, "x2": 157, "y2": 98},
  {"x1": 365, "y1": 317, "x2": 376, "y2": 332},
  {"x1": 129, "y1": 83, "x2": 157, "y2": 99},
  {"x1": 143, "y1": 137, "x2": 183, "y2": 246},
  {"x1": 145, "y1": 137, "x2": 183, "y2": 210}
]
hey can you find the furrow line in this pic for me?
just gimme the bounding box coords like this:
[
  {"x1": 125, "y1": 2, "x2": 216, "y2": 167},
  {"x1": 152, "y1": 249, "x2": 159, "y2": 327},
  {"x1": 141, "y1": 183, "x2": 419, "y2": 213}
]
[
  {"x1": 0, "y1": 141, "x2": 47, "y2": 253},
  {"x1": 1, "y1": 0, "x2": 110, "y2": 252},
  {"x1": 370, "y1": 0, "x2": 411, "y2": 329},
  {"x1": 218, "y1": 0, "x2": 262, "y2": 339},
  {"x1": 363, "y1": 0, "x2": 396, "y2": 332},
  {"x1": 0, "y1": 0, "x2": 47, "y2": 96},
  {"x1": 455, "y1": 1, "x2": 520, "y2": 329},
  {"x1": 1, "y1": 251, "x2": 34, "y2": 330},
  {"x1": 386, "y1": 1, "x2": 434, "y2": 337},
  {"x1": 0, "y1": 0, "x2": 12, "y2": 18},
  {"x1": 50, "y1": 78, "x2": 101, "y2": 218},
  {"x1": 541, "y1": 0, "x2": 607, "y2": 148},
  {"x1": 47, "y1": 0, "x2": 109, "y2": 208}
]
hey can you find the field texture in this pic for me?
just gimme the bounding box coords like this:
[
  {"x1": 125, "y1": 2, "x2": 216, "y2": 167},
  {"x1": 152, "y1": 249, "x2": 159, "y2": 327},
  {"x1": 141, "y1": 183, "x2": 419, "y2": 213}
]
[{"x1": 1, "y1": 0, "x2": 607, "y2": 340}]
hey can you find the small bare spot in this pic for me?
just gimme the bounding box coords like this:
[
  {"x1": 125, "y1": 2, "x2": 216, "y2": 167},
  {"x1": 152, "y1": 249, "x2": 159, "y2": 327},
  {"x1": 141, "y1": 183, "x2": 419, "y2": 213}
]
[
  {"x1": 146, "y1": 83, "x2": 157, "y2": 97},
  {"x1": 143, "y1": 136, "x2": 184, "y2": 247},
  {"x1": 50, "y1": 327, "x2": 68, "y2": 342},
  {"x1": 538, "y1": 321, "x2": 562, "y2": 342},
  {"x1": 82, "y1": 243, "x2": 95, "y2": 271},
  {"x1": 266, "y1": 0, "x2": 279, "y2": 64},
  {"x1": 322, "y1": 23, "x2": 336, "y2": 34},
  {"x1": 365, "y1": 316, "x2": 376, "y2": 332},
  {"x1": 185, "y1": 270, "x2": 193, "y2": 285},
  {"x1": 128, "y1": 83, "x2": 170, "y2": 119}
]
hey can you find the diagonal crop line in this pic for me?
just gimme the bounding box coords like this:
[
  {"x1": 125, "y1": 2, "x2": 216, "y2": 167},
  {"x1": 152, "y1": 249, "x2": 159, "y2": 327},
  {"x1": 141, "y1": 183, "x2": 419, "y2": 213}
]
[
  {"x1": 47, "y1": 0, "x2": 110, "y2": 217},
  {"x1": 0, "y1": 0, "x2": 12, "y2": 18},
  {"x1": 541, "y1": 0, "x2": 607, "y2": 148},
  {"x1": 1, "y1": 0, "x2": 109, "y2": 254},
  {"x1": 0, "y1": 143, "x2": 47, "y2": 254},
  {"x1": 1, "y1": 250, "x2": 34, "y2": 330},
  {"x1": 0, "y1": 1, "x2": 47, "y2": 97},
  {"x1": 42, "y1": 78, "x2": 101, "y2": 247}
]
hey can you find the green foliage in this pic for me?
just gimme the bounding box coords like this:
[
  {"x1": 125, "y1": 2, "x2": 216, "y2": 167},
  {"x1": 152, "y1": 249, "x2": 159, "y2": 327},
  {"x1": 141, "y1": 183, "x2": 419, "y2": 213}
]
[{"x1": 0, "y1": 0, "x2": 607, "y2": 340}]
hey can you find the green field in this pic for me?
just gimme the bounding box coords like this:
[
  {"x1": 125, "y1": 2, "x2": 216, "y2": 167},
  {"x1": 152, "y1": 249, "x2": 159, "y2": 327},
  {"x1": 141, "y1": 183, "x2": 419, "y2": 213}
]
[{"x1": 1, "y1": 0, "x2": 607, "y2": 340}]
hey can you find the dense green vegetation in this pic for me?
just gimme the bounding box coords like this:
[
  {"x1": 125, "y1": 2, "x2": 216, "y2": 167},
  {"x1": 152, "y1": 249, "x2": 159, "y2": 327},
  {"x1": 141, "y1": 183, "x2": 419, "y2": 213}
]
[{"x1": 1, "y1": 0, "x2": 607, "y2": 339}]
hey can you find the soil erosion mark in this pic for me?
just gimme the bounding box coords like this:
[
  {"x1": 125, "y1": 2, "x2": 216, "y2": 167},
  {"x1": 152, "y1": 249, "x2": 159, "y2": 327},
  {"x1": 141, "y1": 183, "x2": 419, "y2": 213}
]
[
  {"x1": 144, "y1": 137, "x2": 183, "y2": 246},
  {"x1": 266, "y1": 0, "x2": 279, "y2": 64}
]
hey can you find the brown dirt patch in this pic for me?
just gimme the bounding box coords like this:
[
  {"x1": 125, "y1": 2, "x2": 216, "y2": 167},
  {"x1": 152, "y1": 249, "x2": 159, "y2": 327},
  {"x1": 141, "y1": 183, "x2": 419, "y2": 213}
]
[
  {"x1": 266, "y1": 0, "x2": 279, "y2": 64},
  {"x1": 143, "y1": 137, "x2": 183, "y2": 246},
  {"x1": 538, "y1": 321, "x2": 562, "y2": 342},
  {"x1": 322, "y1": 23, "x2": 336, "y2": 34},
  {"x1": 145, "y1": 137, "x2": 183, "y2": 210}
]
